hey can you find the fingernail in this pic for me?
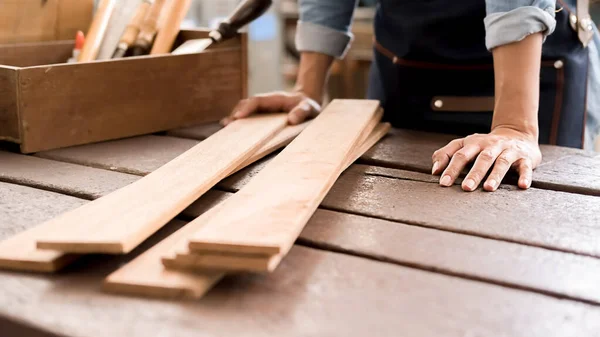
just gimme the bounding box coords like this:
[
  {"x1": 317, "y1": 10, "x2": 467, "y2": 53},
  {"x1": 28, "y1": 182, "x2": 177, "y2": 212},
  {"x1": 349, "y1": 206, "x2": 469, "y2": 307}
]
[
  {"x1": 440, "y1": 175, "x2": 452, "y2": 187},
  {"x1": 522, "y1": 179, "x2": 530, "y2": 188},
  {"x1": 487, "y1": 179, "x2": 497, "y2": 190},
  {"x1": 464, "y1": 179, "x2": 475, "y2": 191},
  {"x1": 233, "y1": 110, "x2": 243, "y2": 118},
  {"x1": 431, "y1": 161, "x2": 439, "y2": 175}
]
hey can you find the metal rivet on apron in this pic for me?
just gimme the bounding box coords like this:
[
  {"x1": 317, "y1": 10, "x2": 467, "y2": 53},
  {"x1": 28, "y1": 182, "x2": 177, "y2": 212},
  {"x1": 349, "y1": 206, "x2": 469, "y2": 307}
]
[
  {"x1": 570, "y1": 14, "x2": 578, "y2": 25},
  {"x1": 554, "y1": 60, "x2": 564, "y2": 69},
  {"x1": 434, "y1": 100, "x2": 443, "y2": 108}
]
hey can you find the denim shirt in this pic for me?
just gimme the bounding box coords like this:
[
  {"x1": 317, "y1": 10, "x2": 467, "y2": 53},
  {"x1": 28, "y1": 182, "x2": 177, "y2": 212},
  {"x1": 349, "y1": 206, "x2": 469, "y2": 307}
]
[{"x1": 295, "y1": 0, "x2": 600, "y2": 150}]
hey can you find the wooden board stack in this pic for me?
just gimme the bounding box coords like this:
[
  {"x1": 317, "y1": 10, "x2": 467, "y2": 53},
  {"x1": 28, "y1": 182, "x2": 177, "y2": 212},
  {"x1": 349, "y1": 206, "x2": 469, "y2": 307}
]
[{"x1": 0, "y1": 99, "x2": 390, "y2": 300}]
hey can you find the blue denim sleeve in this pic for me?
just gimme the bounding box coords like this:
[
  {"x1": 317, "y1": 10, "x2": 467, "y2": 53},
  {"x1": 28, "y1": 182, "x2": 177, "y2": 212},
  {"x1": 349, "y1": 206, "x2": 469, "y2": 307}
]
[
  {"x1": 484, "y1": 0, "x2": 558, "y2": 50},
  {"x1": 295, "y1": 0, "x2": 359, "y2": 58}
]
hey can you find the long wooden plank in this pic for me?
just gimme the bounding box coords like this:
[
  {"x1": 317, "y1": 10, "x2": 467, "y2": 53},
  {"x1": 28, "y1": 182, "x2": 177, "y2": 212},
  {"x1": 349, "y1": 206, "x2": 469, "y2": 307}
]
[
  {"x1": 171, "y1": 123, "x2": 392, "y2": 272},
  {"x1": 34, "y1": 114, "x2": 287, "y2": 254},
  {"x1": 107, "y1": 122, "x2": 389, "y2": 297},
  {"x1": 185, "y1": 99, "x2": 381, "y2": 256},
  {"x1": 0, "y1": 121, "x2": 308, "y2": 272}
]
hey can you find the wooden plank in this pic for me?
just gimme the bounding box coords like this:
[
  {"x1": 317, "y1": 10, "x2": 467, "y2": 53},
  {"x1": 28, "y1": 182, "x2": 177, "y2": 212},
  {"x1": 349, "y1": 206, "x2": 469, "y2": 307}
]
[
  {"x1": 104, "y1": 190, "x2": 228, "y2": 298},
  {"x1": 360, "y1": 128, "x2": 599, "y2": 195},
  {"x1": 110, "y1": 122, "x2": 388, "y2": 296},
  {"x1": 34, "y1": 114, "x2": 287, "y2": 254},
  {"x1": 174, "y1": 122, "x2": 392, "y2": 271},
  {"x1": 185, "y1": 99, "x2": 381, "y2": 256}
]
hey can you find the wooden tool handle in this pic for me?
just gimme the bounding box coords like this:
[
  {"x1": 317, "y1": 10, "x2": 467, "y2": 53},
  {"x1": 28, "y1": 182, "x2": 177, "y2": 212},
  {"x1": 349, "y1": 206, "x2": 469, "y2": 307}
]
[
  {"x1": 78, "y1": 0, "x2": 117, "y2": 62},
  {"x1": 151, "y1": 0, "x2": 192, "y2": 54},
  {"x1": 121, "y1": 0, "x2": 153, "y2": 48},
  {"x1": 135, "y1": 0, "x2": 168, "y2": 52}
]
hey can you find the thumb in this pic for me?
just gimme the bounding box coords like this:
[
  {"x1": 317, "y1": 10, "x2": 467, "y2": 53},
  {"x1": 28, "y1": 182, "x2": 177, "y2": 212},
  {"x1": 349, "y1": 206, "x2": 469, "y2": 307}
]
[{"x1": 288, "y1": 99, "x2": 320, "y2": 125}]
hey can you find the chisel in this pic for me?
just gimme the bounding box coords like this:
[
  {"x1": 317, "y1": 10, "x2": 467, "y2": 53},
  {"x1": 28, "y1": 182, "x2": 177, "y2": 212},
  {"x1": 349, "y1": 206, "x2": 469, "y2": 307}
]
[
  {"x1": 112, "y1": 0, "x2": 154, "y2": 58},
  {"x1": 131, "y1": 0, "x2": 168, "y2": 56},
  {"x1": 172, "y1": 0, "x2": 272, "y2": 55},
  {"x1": 78, "y1": 0, "x2": 117, "y2": 62}
]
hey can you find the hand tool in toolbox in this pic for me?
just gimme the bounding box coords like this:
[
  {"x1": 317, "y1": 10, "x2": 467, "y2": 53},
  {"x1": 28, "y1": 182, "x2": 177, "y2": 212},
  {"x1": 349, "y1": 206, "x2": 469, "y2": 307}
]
[{"x1": 172, "y1": 0, "x2": 273, "y2": 55}]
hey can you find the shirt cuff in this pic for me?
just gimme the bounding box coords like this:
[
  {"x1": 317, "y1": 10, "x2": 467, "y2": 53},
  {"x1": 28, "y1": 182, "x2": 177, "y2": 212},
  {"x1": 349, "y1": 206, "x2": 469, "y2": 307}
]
[
  {"x1": 295, "y1": 21, "x2": 353, "y2": 59},
  {"x1": 484, "y1": 6, "x2": 556, "y2": 50}
]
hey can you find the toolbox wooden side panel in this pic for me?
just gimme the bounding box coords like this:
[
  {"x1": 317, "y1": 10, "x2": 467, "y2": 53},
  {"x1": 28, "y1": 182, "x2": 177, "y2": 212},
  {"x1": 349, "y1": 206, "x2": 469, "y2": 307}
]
[
  {"x1": 0, "y1": 67, "x2": 19, "y2": 143},
  {"x1": 16, "y1": 48, "x2": 243, "y2": 153},
  {"x1": 0, "y1": 41, "x2": 73, "y2": 67}
]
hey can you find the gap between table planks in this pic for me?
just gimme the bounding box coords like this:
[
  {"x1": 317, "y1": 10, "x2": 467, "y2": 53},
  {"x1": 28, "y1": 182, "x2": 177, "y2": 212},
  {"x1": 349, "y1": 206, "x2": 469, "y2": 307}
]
[
  {"x1": 166, "y1": 122, "x2": 391, "y2": 273},
  {"x1": 104, "y1": 121, "x2": 390, "y2": 298},
  {"x1": 0, "y1": 118, "x2": 306, "y2": 272},
  {"x1": 30, "y1": 114, "x2": 287, "y2": 255}
]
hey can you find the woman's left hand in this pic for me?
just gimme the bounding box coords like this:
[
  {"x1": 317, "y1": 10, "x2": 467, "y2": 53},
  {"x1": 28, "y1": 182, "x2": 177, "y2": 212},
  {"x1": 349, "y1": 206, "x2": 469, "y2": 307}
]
[{"x1": 431, "y1": 127, "x2": 542, "y2": 192}]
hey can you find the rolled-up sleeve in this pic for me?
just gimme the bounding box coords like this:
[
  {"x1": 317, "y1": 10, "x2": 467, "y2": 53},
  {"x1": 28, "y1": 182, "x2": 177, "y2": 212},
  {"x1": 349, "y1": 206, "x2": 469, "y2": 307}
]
[
  {"x1": 484, "y1": 0, "x2": 557, "y2": 50},
  {"x1": 295, "y1": 0, "x2": 358, "y2": 58}
]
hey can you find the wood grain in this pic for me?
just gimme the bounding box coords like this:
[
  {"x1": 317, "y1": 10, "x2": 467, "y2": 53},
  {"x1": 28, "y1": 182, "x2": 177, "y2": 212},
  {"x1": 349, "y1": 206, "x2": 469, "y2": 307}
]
[
  {"x1": 0, "y1": 66, "x2": 19, "y2": 142},
  {"x1": 34, "y1": 114, "x2": 287, "y2": 254},
  {"x1": 16, "y1": 46, "x2": 243, "y2": 153},
  {"x1": 171, "y1": 123, "x2": 391, "y2": 272},
  {"x1": 0, "y1": 41, "x2": 73, "y2": 67},
  {"x1": 186, "y1": 100, "x2": 380, "y2": 256}
]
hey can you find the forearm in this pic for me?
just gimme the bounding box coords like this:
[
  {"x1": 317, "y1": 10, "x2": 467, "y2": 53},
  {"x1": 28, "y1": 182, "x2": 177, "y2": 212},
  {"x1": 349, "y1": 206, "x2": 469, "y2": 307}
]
[
  {"x1": 491, "y1": 32, "x2": 543, "y2": 140},
  {"x1": 293, "y1": 52, "x2": 334, "y2": 104}
]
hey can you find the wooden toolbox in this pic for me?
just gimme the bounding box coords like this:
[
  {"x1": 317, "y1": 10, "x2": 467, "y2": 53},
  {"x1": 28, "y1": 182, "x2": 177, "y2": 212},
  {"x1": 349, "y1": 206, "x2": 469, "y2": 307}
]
[{"x1": 0, "y1": 29, "x2": 247, "y2": 153}]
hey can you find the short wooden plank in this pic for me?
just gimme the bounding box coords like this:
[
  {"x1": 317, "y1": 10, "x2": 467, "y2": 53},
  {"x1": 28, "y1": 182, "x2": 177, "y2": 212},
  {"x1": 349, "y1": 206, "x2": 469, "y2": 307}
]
[
  {"x1": 35, "y1": 114, "x2": 287, "y2": 254},
  {"x1": 186, "y1": 99, "x2": 381, "y2": 256},
  {"x1": 360, "y1": 128, "x2": 599, "y2": 195},
  {"x1": 0, "y1": 151, "x2": 139, "y2": 200}
]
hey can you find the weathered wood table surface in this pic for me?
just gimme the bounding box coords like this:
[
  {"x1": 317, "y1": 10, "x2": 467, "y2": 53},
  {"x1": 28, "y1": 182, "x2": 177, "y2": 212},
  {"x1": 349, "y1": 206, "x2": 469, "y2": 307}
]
[{"x1": 1, "y1": 124, "x2": 600, "y2": 337}]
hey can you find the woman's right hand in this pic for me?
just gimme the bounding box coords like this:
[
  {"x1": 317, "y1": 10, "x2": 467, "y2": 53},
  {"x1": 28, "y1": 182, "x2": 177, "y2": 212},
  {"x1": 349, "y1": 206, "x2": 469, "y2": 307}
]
[{"x1": 221, "y1": 91, "x2": 322, "y2": 126}]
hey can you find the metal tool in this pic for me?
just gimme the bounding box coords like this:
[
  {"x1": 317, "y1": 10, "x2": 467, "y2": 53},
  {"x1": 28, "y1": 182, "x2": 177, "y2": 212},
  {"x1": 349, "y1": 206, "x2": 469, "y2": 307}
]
[{"x1": 172, "y1": 0, "x2": 272, "y2": 55}]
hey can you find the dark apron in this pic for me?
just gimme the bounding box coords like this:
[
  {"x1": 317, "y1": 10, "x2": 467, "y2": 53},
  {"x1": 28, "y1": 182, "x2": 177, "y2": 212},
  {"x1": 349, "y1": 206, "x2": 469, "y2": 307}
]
[{"x1": 367, "y1": 0, "x2": 591, "y2": 148}]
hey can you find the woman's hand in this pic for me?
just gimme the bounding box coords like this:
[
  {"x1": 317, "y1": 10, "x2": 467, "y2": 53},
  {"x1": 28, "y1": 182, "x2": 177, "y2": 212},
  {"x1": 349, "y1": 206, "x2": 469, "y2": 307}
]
[
  {"x1": 221, "y1": 91, "x2": 321, "y2": 126},
  {"x1": 431, "y1": 127, "x2": 542, "y2": 192}
]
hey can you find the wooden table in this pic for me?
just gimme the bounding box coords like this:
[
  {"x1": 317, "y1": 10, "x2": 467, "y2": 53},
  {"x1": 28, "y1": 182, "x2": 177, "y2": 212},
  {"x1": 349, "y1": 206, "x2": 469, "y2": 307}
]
[{"x1": 1, "y1": 124, "x2": 600, "y2": 337}]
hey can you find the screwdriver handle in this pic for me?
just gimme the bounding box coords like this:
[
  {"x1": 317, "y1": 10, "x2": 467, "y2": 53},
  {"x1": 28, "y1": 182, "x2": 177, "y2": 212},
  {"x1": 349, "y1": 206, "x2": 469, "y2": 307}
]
[{"x1": 209, "y1": 0, "x2": 272, "y2": 43}]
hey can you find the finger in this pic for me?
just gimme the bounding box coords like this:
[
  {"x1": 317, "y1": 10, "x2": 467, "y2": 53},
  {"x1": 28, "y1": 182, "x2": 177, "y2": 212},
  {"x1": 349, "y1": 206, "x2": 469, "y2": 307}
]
[
  {"x1": 439, "y1": 144, "x2": 480, "y2": 187},
  {"x1": 220, "y1": 116, "x2": 234, "y2": 126},
  {"x1": 516, "y1": 158, "x2": 533, "y2": 189},
  {"x1": 483, "y1": 150, "x2": 519, "y2": 191},
  {"x1": 288, "y1": 99, "x2": 319, "y2": 125},
  {"x1": 431, "y1": 138, "x2": 464, "y2": 175},
  {"x1": 233, "y1": 93, "x2": 300, "y2": 119},
  {"x1": 461, "y1": 145, "x2": 505, "y2": 192}
]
